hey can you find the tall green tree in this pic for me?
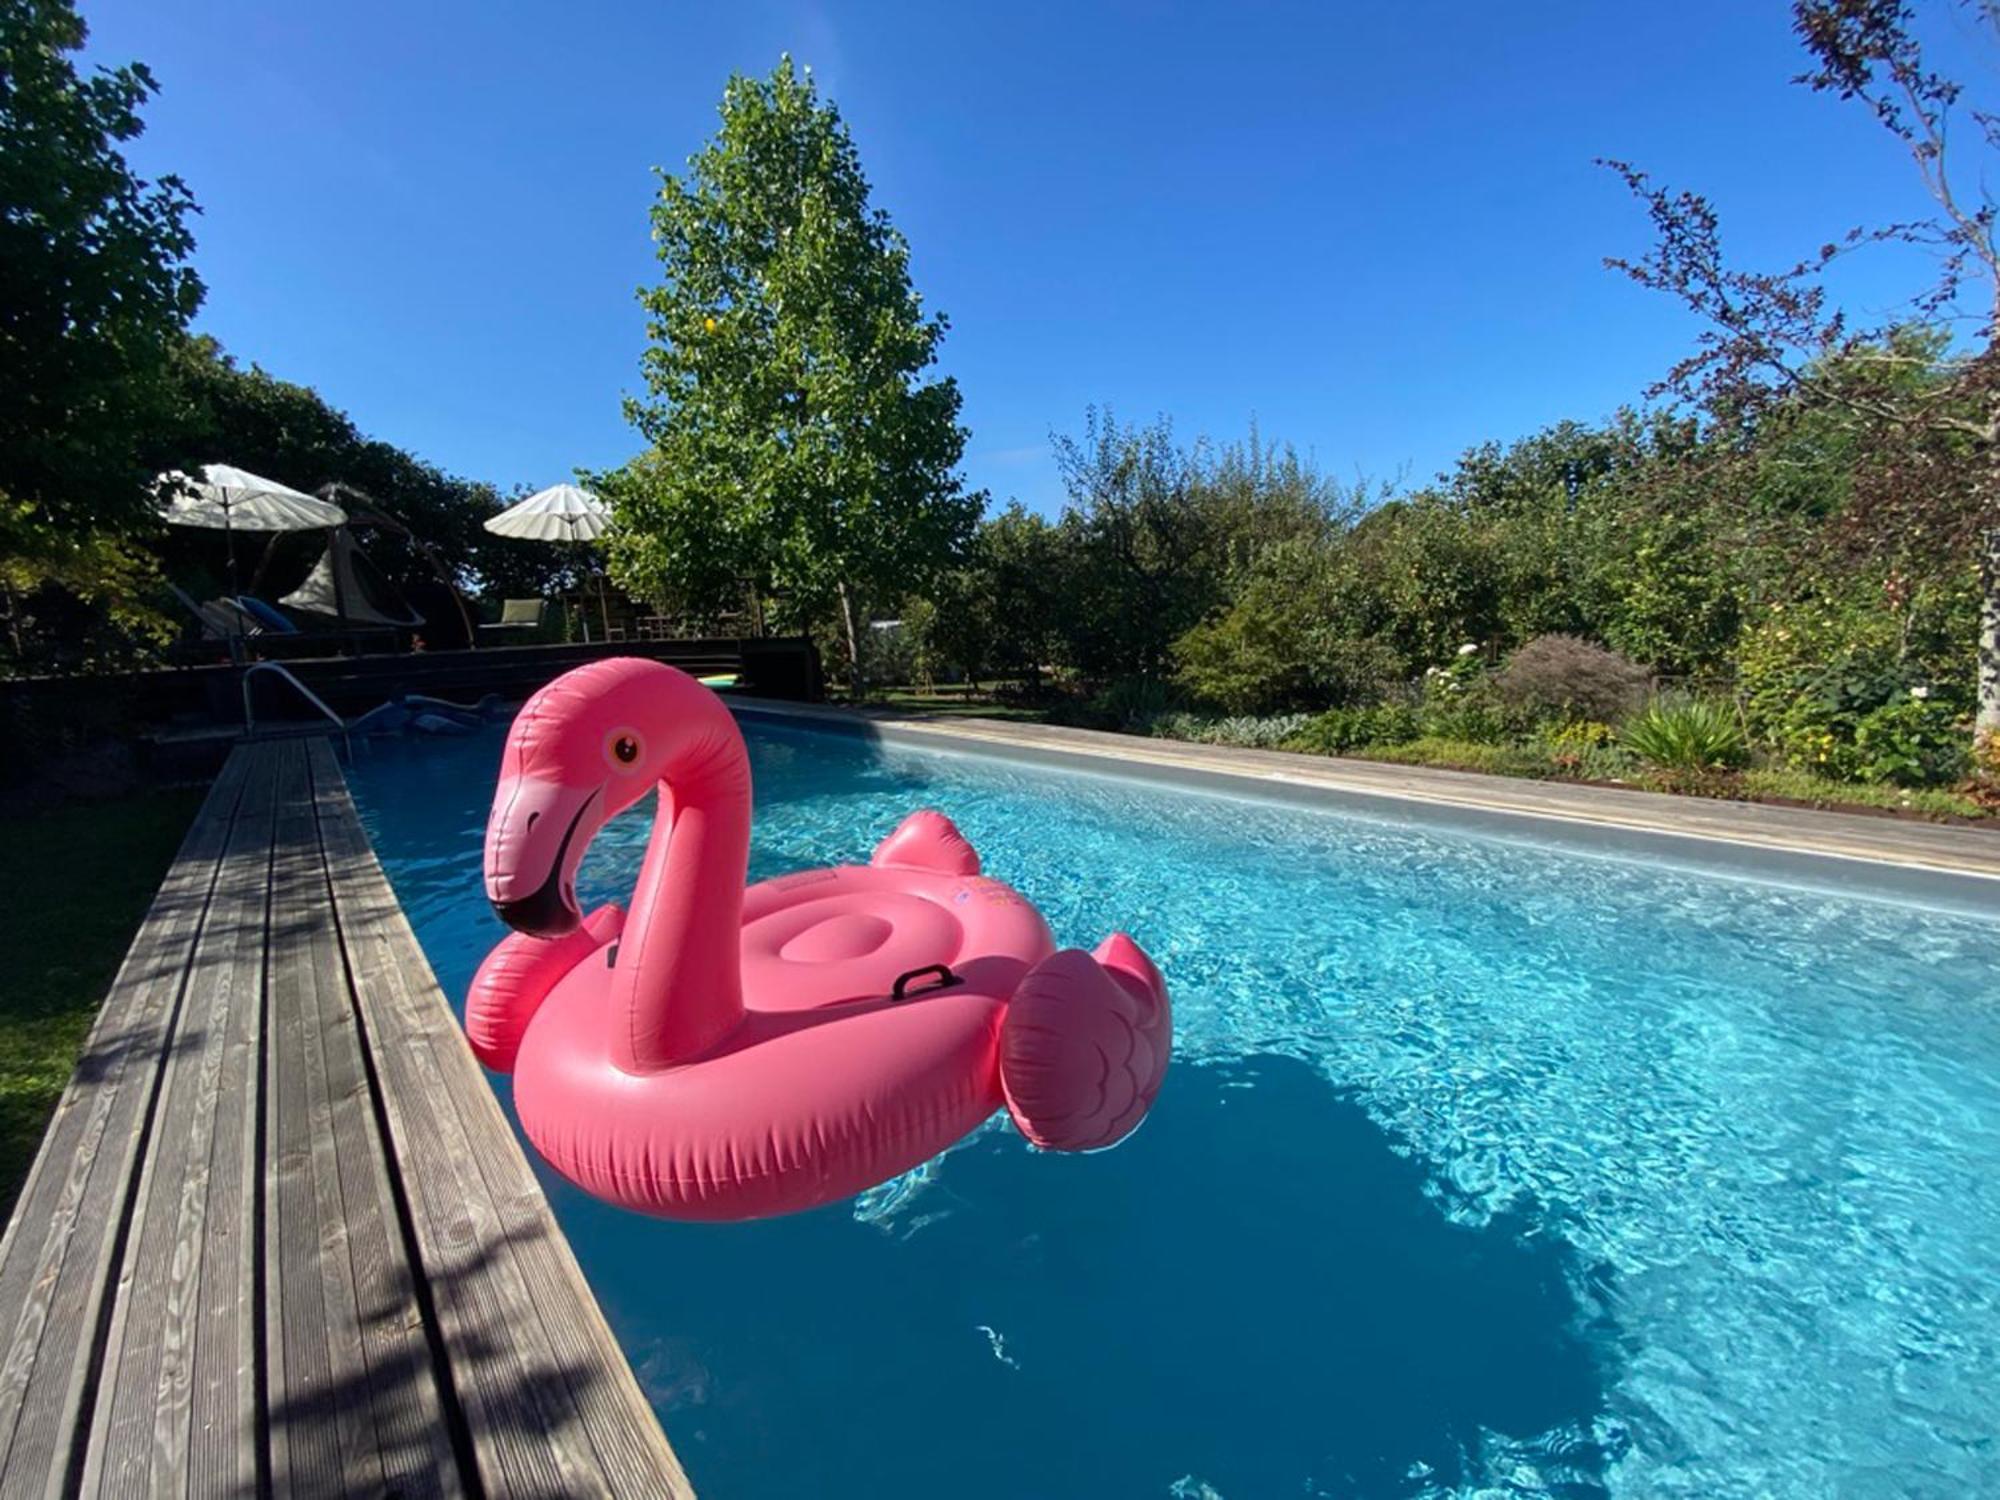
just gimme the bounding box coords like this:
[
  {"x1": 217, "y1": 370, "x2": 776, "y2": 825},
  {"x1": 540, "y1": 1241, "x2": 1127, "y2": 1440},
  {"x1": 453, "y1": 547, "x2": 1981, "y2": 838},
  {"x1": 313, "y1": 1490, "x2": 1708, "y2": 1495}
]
[
  {"x1": 0, "y1": 0, "x2": 201, "y2": 661},
  {"x1": 609, "y1": 56, "x2": 979, "y2": 686}
]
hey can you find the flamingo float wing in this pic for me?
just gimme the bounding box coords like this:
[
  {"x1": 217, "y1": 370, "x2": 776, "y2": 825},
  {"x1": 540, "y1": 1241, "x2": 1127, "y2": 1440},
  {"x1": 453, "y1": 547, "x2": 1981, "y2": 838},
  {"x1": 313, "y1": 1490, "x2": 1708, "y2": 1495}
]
[
  {"x1": 999, "y1": 932, "x2": 1172, "y2": 1152},
  {"x1": 466, "y1": 903, "x2": 624, "y2": 1072}
]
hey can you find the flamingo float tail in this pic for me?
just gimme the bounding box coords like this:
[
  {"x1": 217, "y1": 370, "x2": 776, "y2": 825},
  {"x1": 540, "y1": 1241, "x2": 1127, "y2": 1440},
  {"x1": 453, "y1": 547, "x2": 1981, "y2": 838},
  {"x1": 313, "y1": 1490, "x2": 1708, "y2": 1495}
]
[
  {"x1": 871, "y1": 809, "x2": 981, "y2": 875},
  {"x1": 999, "y1": 931, "x2": 1172, "y2": 1152}
]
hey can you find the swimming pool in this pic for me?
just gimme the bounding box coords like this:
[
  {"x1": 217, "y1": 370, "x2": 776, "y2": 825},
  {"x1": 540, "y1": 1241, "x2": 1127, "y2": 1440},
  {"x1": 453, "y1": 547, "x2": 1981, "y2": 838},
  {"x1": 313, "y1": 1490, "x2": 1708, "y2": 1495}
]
[{"x1": 349, "y1": 717, "x2": 2000, "y2": 1499}]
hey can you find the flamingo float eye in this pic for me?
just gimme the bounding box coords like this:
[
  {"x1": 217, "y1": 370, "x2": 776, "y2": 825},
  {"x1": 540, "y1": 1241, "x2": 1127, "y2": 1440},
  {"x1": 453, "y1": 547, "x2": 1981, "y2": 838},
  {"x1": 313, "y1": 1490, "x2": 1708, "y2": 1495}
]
[{"x1": 607, "y1": 731, "x2": 643, "y2": 769}]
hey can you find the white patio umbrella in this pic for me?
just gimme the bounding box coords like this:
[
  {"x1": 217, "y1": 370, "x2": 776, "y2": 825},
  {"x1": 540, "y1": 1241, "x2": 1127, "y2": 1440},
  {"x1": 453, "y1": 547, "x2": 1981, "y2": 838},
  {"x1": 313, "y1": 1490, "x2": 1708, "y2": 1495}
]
[
  {"x1": 482, "y1": 482, "x2": 609, "y2": 542},
  {"x1": 156, "y1": 464, "x2": 347, "y2": 592},
  {"x1": 483, "y1": 483, "x2": 612, "y2": 640}
]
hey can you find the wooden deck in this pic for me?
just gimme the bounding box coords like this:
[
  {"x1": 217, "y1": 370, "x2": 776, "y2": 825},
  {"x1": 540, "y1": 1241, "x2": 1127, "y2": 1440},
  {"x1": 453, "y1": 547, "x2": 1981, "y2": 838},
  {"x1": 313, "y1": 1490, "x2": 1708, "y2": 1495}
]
[{"x1": 0, "y1": 740, "x2": 692, "y2": 1499}]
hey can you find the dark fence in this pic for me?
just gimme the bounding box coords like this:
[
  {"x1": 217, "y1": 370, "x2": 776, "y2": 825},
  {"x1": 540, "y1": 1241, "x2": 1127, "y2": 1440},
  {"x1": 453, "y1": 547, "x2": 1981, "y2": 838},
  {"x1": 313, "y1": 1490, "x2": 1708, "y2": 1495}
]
[
  {"x1": 0, "y1": 635, "x2": 822, "y2": 770},
  {"x1": 237, "y1": 636, "x2": 820, "y2": 719}
]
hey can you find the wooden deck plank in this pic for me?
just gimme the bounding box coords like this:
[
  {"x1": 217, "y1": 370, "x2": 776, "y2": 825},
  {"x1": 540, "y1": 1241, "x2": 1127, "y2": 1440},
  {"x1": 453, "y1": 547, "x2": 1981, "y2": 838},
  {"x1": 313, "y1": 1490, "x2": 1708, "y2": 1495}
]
[
  {"x1": 186, "y1": 754, "x2": 279, "y2": 1500},
  {"x1": 273, "y1": 745, "x2": 458, "y2": 1500},
  {"x1": 265, "y1": 766, "x2": 355, "y2": 1496},
  {"x1": 308, "y1": 739, "x2": 692, "y2": 1500},
  {"x1": 0, "y1": 753, "x2": 251, "y2": 1499},
  {"x1": 78, "y1": 746, "x2": 279, "y2": 1499}
]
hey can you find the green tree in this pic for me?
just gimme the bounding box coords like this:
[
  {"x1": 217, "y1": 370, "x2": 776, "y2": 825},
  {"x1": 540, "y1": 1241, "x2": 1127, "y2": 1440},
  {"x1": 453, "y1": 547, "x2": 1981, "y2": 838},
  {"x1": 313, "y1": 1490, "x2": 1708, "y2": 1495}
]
[
  {"x1": 0, "y1": 0, "x2": 202, "y2": 665},
  {"x1": 1606, "y1": 1, "x2": 2000, "y2": 738},
  {"x1": 928, "y1": 503, "x2": 1069, "y2": 690},
  {"x1": 1048, "y1": 408, "x2": 1331, "y2": 682},
  {"x1": 1173, "y1": 537, "x2": 1400, "y2": 713},
  {"x1": 610, "y1": 57, "x2": 979, "y2": 689}
]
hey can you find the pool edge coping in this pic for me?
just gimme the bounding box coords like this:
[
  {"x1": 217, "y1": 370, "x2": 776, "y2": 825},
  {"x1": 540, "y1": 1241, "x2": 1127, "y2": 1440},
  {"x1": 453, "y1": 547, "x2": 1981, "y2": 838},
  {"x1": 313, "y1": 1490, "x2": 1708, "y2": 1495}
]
[{"x1": 724, "y1": 696, "x2": 2000, "y2": 899}]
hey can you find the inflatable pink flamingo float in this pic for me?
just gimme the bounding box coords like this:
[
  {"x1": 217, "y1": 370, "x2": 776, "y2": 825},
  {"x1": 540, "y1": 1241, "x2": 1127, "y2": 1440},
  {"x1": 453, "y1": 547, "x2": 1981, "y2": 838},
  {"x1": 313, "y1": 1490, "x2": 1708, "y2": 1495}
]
[{"x1": 467, "y1": 658, "x2": 1171, "y2": 1221}]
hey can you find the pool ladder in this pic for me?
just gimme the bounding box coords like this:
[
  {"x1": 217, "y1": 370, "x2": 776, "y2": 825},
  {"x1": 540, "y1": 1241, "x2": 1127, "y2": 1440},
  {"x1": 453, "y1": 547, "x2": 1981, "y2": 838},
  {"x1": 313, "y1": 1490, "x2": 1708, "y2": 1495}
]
[{"x1": 240, "y1": 662, "x2": 353, "y2": 758}]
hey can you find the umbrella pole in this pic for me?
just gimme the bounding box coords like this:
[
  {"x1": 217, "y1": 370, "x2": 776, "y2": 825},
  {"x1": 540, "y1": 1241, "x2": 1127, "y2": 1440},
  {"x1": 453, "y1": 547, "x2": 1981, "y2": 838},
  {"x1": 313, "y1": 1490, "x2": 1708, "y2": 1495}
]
[
  {"x1": 575, "y1": 538, "x2": 591, "y2": 643},
  {"x1": 327, "y1": 524, "x2": 351, "y2": 656},
  {"x1": 223, "y1": 504, "x2": 245, "y2": 664}
]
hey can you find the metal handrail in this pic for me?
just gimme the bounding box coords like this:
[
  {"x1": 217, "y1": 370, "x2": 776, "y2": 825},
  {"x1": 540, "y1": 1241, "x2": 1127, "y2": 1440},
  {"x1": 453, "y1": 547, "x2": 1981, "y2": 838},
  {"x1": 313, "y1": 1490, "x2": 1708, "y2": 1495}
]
[{"x1": 241, "y1": 661, "x2": 351, "y2": 757}]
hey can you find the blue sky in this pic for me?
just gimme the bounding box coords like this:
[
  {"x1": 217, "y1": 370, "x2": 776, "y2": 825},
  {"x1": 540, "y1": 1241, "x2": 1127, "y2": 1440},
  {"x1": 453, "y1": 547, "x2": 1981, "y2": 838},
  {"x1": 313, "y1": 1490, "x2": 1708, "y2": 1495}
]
[{"x1": 84, "y1": 1, "x2": 1980, "y2": 514}]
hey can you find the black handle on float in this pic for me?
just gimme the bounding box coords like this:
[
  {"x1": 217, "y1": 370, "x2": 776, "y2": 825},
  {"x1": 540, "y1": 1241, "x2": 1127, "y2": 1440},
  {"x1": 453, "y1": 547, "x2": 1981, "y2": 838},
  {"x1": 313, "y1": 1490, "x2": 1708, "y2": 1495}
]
[{"x1": 890, "y1": 963, "x2": 961, "y2": 1002}]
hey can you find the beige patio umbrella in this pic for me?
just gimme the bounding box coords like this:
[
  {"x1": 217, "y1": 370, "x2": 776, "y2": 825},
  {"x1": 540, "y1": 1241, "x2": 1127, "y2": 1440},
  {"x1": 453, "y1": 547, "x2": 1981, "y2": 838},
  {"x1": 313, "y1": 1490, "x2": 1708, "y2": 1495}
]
[
  {"x1": 483, "y1": 483, "x2": 612, "y2": 641},
  {"x1": 157, "y1": 464, "x2": 347, "y2": 595}
]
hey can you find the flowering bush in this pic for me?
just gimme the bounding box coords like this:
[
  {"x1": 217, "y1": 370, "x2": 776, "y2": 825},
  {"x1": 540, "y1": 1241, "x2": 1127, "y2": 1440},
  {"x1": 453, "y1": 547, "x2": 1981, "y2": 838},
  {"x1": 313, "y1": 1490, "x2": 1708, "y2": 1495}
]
[
  {"x1": 1416, "y1": 646, "x2": 1521, "y2": 744},
  {"x1": 1542, "y1": 718, "x2": 1615, "y2": 752}
]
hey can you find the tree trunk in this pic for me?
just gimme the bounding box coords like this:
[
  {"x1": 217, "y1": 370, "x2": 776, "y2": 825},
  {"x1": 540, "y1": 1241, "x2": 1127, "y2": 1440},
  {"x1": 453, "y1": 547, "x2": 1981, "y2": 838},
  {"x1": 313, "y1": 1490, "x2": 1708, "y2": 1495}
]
[
  {"x1": 1, "y1": 584, "x2": 22, "y2": 661},
  {"x1": 837, "y1": 582, "x2": 864, "y2": 700},
  {"x1": 1980, "y1": 525, "x2": 2000, "y2": 737}
]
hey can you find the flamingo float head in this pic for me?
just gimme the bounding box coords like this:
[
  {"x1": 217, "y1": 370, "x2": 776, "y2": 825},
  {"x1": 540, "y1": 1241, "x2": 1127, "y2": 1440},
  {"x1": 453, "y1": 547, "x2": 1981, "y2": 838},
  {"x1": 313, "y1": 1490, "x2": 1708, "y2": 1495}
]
[{"x1": 484, "y1": 657, "x2": 747, "y2": 938}]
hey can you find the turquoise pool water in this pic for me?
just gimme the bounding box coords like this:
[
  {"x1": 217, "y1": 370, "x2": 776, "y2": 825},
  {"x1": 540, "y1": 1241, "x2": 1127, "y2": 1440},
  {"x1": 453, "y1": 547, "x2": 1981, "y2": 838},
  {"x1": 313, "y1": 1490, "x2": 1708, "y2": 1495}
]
[{"x1": 349, "y1": 720, "x2": 2000, "y2": 1499}]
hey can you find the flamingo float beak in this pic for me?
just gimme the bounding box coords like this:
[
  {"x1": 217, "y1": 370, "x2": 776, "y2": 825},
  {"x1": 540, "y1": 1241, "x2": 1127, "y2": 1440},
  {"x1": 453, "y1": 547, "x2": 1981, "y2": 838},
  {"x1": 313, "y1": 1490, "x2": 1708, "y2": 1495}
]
[{"x1": 485, "y1": 776, "x2": 603, "y2": 938}]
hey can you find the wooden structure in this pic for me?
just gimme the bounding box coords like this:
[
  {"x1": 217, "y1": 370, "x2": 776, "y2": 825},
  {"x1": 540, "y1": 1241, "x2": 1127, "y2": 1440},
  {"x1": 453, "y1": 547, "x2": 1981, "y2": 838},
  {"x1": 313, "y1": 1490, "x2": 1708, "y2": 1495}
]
[{"x1": 0, "y1": 741, "x2": 693, "y2": 1498}]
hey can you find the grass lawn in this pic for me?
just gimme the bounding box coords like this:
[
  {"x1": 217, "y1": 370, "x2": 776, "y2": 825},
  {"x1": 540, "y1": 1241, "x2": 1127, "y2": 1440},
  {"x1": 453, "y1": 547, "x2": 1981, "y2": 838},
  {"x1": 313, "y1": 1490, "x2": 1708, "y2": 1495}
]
[
  {"x1": 875, "y1": 686, "x2": 1052, "y2": 722},
  {"x1": 1739, "y1": 767, "x2": 1989, "y2": 820},
  {"x1": 0, "y1": 787, "x2": 205, "y2": 1220}
]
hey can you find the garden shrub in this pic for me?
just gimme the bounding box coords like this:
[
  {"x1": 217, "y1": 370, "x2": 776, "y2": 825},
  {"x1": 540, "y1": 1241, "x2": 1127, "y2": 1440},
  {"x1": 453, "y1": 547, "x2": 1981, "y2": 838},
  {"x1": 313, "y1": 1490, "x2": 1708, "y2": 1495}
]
[
  {"x1": 1418, "y1": 686, "x2": 1515, "y2": 744},
  {"x1": 1086, "y1": 675, "x2": 1174, "y2": 731},
  {"x1": 1308, "y1": 635, "x2": 1405, "y2": 710},
  {"x1": 1535, "y1": 719, "x2": 1634, "y2": 779},
  {"x1": 1146, "y1": 710, "x2": 1208, "y2": 743},
  {"x1": 1282, "y1": 702, "x2": 1422, "y2": 755},
  {"x1": 1415, "y1": 649, "x2": 1520, "y2": 744},
  {"x1": 1217, "y1": 714, "x2": 1312, "y2": 749},
  {"x1": 1495, "y1": 634, "x2": 1650, "y2": 723},
  {"x1": 1170, "y1": 605, "x2": 1297, "y2": 716},
  {"x1": 1619, "y1": 695, "x2": 1749, "y2": 773},
  {"x1": 1736, "y1": 588, "x2": 1975, "y2": 780},
  {"x1": 1976, "y1": 726, "x2": 2000, "y2": 780},
  {"x1": 1540, "y1": 718, "x2": 1615, "y2": 753},
  {"x1": 1171, "y1": 540, "x2": 1402, "y2": 714},
  {"x1": 1049, "y1": 676, "x2": 1177, "y2": 732},
  {"x1": 1849, "y1": 698, "x2": 1970, "y2": 787},
  {"x1": 1148, "y1": 712, "x2": 1313, "y2": 749}
]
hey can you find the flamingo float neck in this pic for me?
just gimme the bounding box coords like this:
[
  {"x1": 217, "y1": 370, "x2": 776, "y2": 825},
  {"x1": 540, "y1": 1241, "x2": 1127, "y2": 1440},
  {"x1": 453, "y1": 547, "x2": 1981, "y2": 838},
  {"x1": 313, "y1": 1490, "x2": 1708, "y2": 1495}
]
[
  {"x1": 611, "y1": 740, "x2": 750, "y2": 1071},
  {"x1": 484, "y1": 657, "x2": 753, "y2": 1074}
]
